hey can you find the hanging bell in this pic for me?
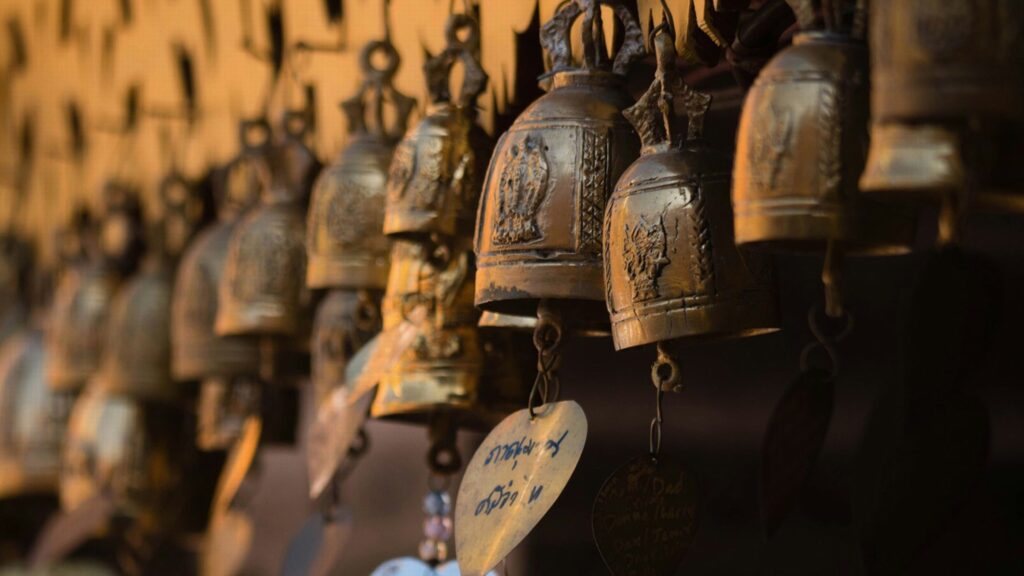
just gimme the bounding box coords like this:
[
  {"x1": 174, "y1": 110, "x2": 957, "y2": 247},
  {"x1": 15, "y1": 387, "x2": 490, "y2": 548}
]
[
  {"x1": 0, "y1": 331, "x2": 66, "y2": 499},
  {"x1": 383, "y1": 13, "x2": 492, "y2": 241},
  {"x1": 307, "y1": 39, "x2": 415, "y2": 289},
  {"x1": 47, "y1": 188, "x2": 143, "y2": 393},
  {"x1": 311, "y1": 289, "x2": 381, "y2": 404},
  {"x1": 60, "y1": 380, "x2": 189, "y2": 526},
  {"x1": 474, "y1": 0, "x2": 644, "y2": 317},
  {"x1": 372, "y1": 240, "x2": 520, "y2": 429},
  {"x1": 172, "y1": 158, "x2": 262, "y2": 382},
  {"x1": 0, "y1": 234, "x2": 29, "y2": 346},
  {"x1": 217, "y1": 116, "x2": 316, "y2": 338},
  {"x1": 605, "y1": 21, "x2": 779, "y2": 351},
  {"x1": 860, "y1": 0, "x2": 1024, "y2": 212},
  {"x1": 102, "y1": 173, "x2": 205, "y2": 401},
  {"x1": 732, "y1": 1, "x2": 914, "y2": 255}
]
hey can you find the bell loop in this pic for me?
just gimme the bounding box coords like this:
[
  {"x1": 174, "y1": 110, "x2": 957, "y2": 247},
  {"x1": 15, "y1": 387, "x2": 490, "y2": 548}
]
[
  {"x1": 427, "y1": 413, "x2": 462, "y2": 475},
  {"x1": 540, "y1": 0, "x2": 645, "y2": 77},
  {"x1": 342, "y1": 39, "x2": 415, "y2": 142},
  {"x1": 424, "y1": 13, "x2": 488, "y2": 108},
  {"x1": 651, "y1": 342, "x2": 681, "y2": 393}
]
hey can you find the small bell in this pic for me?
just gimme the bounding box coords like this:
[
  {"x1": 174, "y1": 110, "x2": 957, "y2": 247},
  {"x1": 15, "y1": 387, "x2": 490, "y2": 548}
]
[
  {"x1": 861, "y1": 0, "x2": 1024, "y2": 222},
  {"x1": 605, "y1": 20, "x2": 779, "y2": 351},
  {"x1": 372, "y1": 240, "x2": 489, "y2": 427},
  {"x1": 0, "y1": 330, "x2": 66, "y2": 499},
  {"x1": 474, "y1": 0, "x2": 644, "y2": 317},
  {"x1": 172, "y1": 157, "x2": 262, "y2": 382},
  {"x1": 384, "y1": 14, "x2": 492, "y2": 241},
  {"x1": 217, "y1": 116, "x2": 317, "y2": 338},
  {"x1": 307, "y1": 39, "x2": 415, "y2": 289},
  {"x1": 101, "y1": 173, "x2": 205, "y2": 401},
  {"x1": 47, "y1": 188, "x2": 142, "y2": 393},
  {"x1": 732, "y1": 0, "x2": 914, "y2": 315}
]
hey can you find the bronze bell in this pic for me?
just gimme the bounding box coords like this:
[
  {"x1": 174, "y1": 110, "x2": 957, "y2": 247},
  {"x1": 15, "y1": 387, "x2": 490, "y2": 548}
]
[
  {"x1": 102, "y1": 173, "x2": 205, "y2": 401},
  {"x1": 474, "y1": 0, "x2": 644, "y2": 318},
  {"x1": 0, "y1": 330, "x2": 67, "y2": 499},
  {"x1": 372, "y1": 240, "x2": 497, "y2": 428},
  {"x1": 861, "y1": 0, "x2": 1024, "y2": 214},
  {"x1": 312, "y1": 289, "x2": 381, "y2": 405},
  {"x1": 217, "y1": 116, "x2": 317, "y2": 338},
  {"x1": 48, "y1": 188, "x2": 143, "y2": 393},
  {"x1": 60, "y1": 380, "x2": 188, "y2": 524},
  {"x1": 172, "y1": 158, "x2": 262, "y2": 382},
  {"x1": 605, "y1": 23, "x2": 779, "y2": 351},
  {"x1": 732, "y1": 5, "x2": 913, "y2": 254},
  {"x1": 384, "y1": 14, "x2": 492, "y2": 241},
  {"x1": 307, "y1": 39, "x2": 415, "y2": 289}
]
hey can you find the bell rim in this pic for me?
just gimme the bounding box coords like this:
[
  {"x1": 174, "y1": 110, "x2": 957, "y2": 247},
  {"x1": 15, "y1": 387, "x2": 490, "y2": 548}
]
[{"x1": 306, "y1": 255, "x2": 390, "y2": 290}]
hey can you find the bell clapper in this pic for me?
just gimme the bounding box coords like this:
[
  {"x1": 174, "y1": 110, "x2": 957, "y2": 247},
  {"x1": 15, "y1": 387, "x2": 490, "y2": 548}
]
[
  {"x1": 822, "y1": 240, "x2": 846, "y2": 319},
  {"x1": 529, "y1": 300, "x2": 563, "y2": 421}
]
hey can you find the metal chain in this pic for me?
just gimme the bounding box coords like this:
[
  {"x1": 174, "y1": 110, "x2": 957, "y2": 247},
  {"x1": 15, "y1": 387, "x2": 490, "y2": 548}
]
[
  {"x1": 650, "y1": 342, "x2": 680, "y2": 460},
  {"x1": 529, "y1": 301, "x2": 563, "y2": 419}
]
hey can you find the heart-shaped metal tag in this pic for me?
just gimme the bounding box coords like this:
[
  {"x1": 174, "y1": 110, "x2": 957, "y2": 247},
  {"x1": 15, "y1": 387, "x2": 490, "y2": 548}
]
[
  {"x1": 29, "y1": 493, "x2": 116, "y2": 568},
  {"x1": 370, "y1": 558, "x2": 497, "y2": 576},
  {"x1": 455, "y1": 401, "x2": 588, "y2": 576},
  {"x1": 592, "y1": 455, "x2": 699, "y2": 576}
]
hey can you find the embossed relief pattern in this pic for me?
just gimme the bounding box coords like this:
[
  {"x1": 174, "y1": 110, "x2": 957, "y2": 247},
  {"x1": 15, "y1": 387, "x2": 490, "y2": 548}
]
[
  {"x1": 326, "y1": 180, "x2": 376, "y2": 246},
  {"x1": 623, "y1": 214, "x2": 669, "y2": 302},
  {"x1": 579, "y1": 129, "x2": 610, "y2": 254},
  {"x1": 687, "y1": 186, "x2": 715, "y2": 295},
  {"x1": 492, "y1": 135, "x2": 549, "y2": 246},
  {"x1": 751, "y1": 98, "x2": 793, "y2": 193},
  {"x1": 408, "y1": 138, "x2": 450, "y2": 211},
  {"x1": 817, "y1": 82, "x2": 842, "y2": 199}
]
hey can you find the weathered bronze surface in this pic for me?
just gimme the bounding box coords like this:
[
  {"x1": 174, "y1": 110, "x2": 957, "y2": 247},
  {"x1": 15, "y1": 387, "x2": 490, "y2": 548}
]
[
  {"x1": 307, "y1": 40, "x2": 414, "y2": 289},
  {"x1": 384, "y1": 15, "x2": 491, "y2": 241},
  {"x1": 605, "y1": 25, "x2": 779, "y2": 351},
  {"x1": 733, "y1": 30, "x2": 914, "y2": 253},
  {"x1": 0, "y1": 330, "x2": 65, "y2": 499},
  {"x1": 861, "y1": 0, "x2": 1024, "y2": 211},
  {"x1": 592, "y1": 455, "x2": 698, "y2": 576},
  {"x1": 311, "y1": 289, "x2": 381, "y2": 405},
  {"x1": 217, "y1": 116, "x2": 317, "y2": 337},
  {"x1": 454, "y1": 401, "x2": 587, "y2": 576},
  {"x1": 474, "y1": 0, "x2": 643, "y2": 317},
  {"x1": 372, "y1": 240, "x2": 488, "y2": 426},
  {"x1": 48, "y1": 187, "x2": 143, "y2": 393},
  {"x1": 196, "y1": 377, "x2": 260, "y2": 451},
  {"x1": 172, "y1": 158, "x2": 262, "y2": 382}
]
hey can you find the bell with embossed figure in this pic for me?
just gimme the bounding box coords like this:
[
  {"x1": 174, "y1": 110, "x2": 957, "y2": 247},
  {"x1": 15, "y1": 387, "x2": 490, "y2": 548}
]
[
  {"x1": 474, "y1": 0, "x2": 643, "y2": 319},
  {"x1": 48, "y1": 186, "x2": 143, "y2": 393},
  {"x1": 308, "y1": 40, "x2": 414, "y2": 290},
  {"x1": 384, "y1": 14, "x2": 492, "y2": 242},
  {"x1": 605, "y1": 26, "x2": 779, "y2": 351},
  {"x1": 217, "y1": 115, "x2": 317, "y2": 338},
  {"x1": 861, "y1": 0, "x2": 1024, "y2": 218},
  {"x1": 732, "y1": 0, "x2": 914, "y2": 314}
]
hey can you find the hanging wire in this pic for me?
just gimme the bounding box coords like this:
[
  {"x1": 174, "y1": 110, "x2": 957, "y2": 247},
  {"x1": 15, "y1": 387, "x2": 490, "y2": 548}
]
[
  {"x1": 799, "y1": 304, "x2": 854, "y2": 378},
  {"x1": 649, "y1": 342, "x2": 680, "y2": 460},
  {"x1": 529, "y1": 301, "x2": 563, "y2": 419}
]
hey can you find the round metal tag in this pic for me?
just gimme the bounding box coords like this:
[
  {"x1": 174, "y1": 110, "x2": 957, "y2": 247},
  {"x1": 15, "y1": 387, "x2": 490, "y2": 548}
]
[
  {"x1": 759, "y1": 368, "x2": 834, "y2": 538},
  {"x1": 592, "y1": 455, "x2": 698, "y2": 576},
  {"x1": 455, "y1": 401, "x2": 588, "y2": 576}
]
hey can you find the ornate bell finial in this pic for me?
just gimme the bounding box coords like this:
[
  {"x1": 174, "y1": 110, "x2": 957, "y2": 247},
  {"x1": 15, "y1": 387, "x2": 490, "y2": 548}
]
[
  {"x1": 474, "y1": 0, "x2": 644, "y2": 323},
  {"x1": 605, "y1": 10, "x2": 779, "y2": 350},
  {"x1": 383, "y1": 13, "x2": 492, "y2": 241},
  {"x1": 307, "y1": 39, "x2": 415, "y2": 290}
]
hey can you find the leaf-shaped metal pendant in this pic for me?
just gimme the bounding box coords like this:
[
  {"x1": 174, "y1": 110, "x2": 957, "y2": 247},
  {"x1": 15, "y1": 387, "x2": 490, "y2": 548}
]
[
  {"x1": 592, "y1": 455, "x2": 698, "y2": 576},
  {"x1": 307, "y1": 384, "x2": 372, "y2": 498},
  {"x1": 29, "y1": 493, "x2": 116, "y2": 568},
  {"x1": 281, "y1": 507, "x2": 353, "y2": 576},
  {"x1": 202, "y1": 510, "x2": 254, "y2": 576},
  {"x1": 346, "y1": 306, "x2": 426, "y2": 404},
  {"x1": 455, "y1": 401, "x2": 588, "y2": 576},
  {"x1": 759, "y1": 368, "x2": 835, "y2": 538}
]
